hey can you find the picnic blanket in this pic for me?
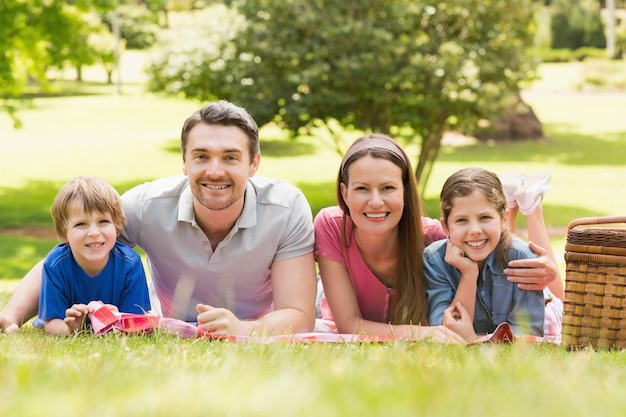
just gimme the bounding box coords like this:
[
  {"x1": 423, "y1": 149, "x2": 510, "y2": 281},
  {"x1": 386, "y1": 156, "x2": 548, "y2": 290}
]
[{"x1": 87, "y1": 301, "x2": 561, "y2": 345}]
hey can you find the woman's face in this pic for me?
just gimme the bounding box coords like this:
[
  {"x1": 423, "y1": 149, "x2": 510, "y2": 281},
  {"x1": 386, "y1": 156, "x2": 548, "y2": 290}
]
[{"x1": 341, "y1": 155, "x2": 404, "y2": 236}]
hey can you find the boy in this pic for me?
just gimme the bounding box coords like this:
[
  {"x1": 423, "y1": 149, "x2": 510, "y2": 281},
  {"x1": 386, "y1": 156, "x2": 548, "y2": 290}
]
[{"x1": 39, "y1": 176, "x2": 151, "y2": 336}]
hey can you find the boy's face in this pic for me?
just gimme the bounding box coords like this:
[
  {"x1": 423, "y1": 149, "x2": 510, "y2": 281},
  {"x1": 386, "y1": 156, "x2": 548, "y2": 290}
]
[{"x1": 62, "y1": 202, "x2": 118, "y2": 276}]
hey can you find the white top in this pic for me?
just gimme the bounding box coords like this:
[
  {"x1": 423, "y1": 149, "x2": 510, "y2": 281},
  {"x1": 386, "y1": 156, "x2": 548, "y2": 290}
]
[{"x1": 120, "y1": 175, "x2": 314, "y2": 321}]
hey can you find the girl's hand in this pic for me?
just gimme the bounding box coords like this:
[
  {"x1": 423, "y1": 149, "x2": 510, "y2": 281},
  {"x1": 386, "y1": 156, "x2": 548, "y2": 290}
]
[
  {"x1": 443, "y1": 302, "x2": 478, "y2": 342},
  {"x1": 444, "y1": 240, "x2": 478, "y2": 277},
  {"x1": 417, "y1": 325, "x2": 467, "y2": 344}
]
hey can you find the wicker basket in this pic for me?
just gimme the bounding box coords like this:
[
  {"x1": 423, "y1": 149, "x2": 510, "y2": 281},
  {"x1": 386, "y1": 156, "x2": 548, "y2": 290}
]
[{"x1": 562, "y1": 216, "x2": 626, "y2": 349}]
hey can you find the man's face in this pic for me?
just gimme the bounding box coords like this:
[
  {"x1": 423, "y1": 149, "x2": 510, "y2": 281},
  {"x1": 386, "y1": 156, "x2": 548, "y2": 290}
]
[{"x1": 183, "y1": 123, "x2": 259, "y2": 211}]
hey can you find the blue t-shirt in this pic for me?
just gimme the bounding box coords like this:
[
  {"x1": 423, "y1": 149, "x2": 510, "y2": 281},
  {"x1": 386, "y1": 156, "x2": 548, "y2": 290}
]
[
  {"x1": 424, "y1": 236, "x2": 545, "y2": 336},
  {"x1": 39, "y1": 241, "x2": 151, "y2": 322}
]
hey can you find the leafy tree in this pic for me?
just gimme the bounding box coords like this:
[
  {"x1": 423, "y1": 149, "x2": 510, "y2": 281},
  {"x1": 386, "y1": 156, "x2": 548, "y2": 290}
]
[
  {"x1": 147, "y1": 0, "x2": 536, "y2": 189},
  {"x1": 550, "y1": 0, "x2": 606, "y2": 50},
  {"x1": 147, "y1": 5, "x2": 247, "y2": 96},
  {"x1": 0, "y1": 0, "x2": 116, "y2": 127}
]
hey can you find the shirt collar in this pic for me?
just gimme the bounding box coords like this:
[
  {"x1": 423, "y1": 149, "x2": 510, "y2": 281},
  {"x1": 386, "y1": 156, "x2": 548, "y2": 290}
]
[{"x1": 177, "y1": 180, "x2": 257, "y2": 229}]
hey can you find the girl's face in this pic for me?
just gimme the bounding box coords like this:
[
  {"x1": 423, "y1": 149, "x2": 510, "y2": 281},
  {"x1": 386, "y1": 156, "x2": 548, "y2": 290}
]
[
  {"x1": 340, "y1": 155, "x2": 404, "y2": 236},
  {"x1": 442, "y1": 190, "x2": 507, "y2": 263},
  {"x1": 62, "y1": 201, "x2": 119, "y2": 276}
]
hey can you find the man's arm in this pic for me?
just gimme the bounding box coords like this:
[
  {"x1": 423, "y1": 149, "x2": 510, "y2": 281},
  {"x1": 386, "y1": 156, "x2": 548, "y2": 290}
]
[
  {"x1": 196, "y1": 253, "x2": 317, "y2": 336},
  {"x1": 0, "y1": 260, "x2": 43, "y2": 332},
  {"x1": 255, "y1": 253, "x2": 317, "y2": 334}
]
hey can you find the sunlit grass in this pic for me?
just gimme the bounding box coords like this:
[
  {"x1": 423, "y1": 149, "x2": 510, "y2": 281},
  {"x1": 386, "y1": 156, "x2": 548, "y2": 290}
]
[{"x1": 2, "y1": 327, "x2": 626, "y2": 417}]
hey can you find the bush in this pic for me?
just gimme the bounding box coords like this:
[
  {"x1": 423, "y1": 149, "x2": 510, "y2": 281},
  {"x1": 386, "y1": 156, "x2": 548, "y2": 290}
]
[
  {"x1": 526, "y1": 46, "x2": 575, "y2": 62},
  {"x1": 550, "y1": 0, "x2": 606, "y2": 50},
  {"x1": 526, "y1": 46, "x2": 607, "y2": 63},
  {"x1": 572, "y1": 47, "x2": 608, "y2": 61}
]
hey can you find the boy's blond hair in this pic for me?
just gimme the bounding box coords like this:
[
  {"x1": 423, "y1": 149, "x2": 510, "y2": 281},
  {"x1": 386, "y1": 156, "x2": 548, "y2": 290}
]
[{"x1": 51, "y1": 176, "x2": 126, "y2": 240}]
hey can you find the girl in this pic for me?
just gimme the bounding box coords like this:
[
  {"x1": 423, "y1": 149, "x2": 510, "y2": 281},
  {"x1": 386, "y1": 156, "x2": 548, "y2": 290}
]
[{"x1": 424, "y1": 167, "x2": 545, "y2": 342}]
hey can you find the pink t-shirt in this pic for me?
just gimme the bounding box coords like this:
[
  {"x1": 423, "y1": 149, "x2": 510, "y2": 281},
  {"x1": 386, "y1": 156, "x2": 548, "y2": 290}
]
[{"x1": 313, "y1": 206, "x2": 446, "y2": 322}]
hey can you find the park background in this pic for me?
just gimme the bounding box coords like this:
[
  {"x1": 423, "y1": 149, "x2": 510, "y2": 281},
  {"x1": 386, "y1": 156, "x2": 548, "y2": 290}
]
[{"x1": 2, "y1": 1, "x2": 626, "y2": 416}]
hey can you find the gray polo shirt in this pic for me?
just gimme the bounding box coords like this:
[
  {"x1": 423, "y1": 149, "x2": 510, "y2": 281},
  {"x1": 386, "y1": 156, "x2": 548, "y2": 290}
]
[{"x1": 119, "y1": 175, "x2": 314, "y2": 322}]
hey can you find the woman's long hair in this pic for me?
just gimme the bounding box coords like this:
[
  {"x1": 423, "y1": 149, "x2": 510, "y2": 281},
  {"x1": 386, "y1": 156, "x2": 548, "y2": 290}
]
[{"x1": 337, "y1": 133, "x2": 428, "y2": 325}]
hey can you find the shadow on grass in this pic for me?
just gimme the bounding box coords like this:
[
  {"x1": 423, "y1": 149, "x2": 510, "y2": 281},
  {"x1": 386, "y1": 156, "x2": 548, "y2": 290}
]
[{"x1": 437, "y1": 126, "x2": 626, "y2": 167}]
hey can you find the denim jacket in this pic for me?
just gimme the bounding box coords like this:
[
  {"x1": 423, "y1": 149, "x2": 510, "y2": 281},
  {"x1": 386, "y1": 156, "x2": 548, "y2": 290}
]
[{"x1": 424, "y1": 237, "x2": 545, "y2": 336}]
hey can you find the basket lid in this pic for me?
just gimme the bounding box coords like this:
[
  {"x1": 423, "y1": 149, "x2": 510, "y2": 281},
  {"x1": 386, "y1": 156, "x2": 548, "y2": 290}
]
[{"x1": 567, "y1": 216, "x2": 626, "y2": 249}]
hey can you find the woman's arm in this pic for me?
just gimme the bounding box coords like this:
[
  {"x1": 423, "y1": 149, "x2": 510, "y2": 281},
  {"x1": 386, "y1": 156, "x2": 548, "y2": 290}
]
[{"x1": 319, "y1": 256, "x2": 464, "y2": 343}]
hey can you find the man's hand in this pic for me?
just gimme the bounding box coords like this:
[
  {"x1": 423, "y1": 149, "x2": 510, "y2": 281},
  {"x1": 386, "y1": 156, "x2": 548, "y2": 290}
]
[{"x1": 196, "y1": 304, "x2": 250, "y2": 336}]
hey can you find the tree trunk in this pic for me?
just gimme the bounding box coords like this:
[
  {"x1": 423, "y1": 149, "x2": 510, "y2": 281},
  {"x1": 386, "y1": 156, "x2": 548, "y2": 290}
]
[{"x1": 415, "y1": 126, "x2": 444, "y2": 195}]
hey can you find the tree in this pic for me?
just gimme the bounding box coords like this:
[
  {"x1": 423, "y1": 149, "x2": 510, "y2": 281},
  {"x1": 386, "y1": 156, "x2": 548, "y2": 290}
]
[
  {"x1": 550, "y1": 0, "x2": 606, "y2": 50},
  {"x1": 0, "y1": 0, "x2": 116, "y2": 127},
  {"x1": 147, "y1": 0, "x2": 536, "y2": 190}
]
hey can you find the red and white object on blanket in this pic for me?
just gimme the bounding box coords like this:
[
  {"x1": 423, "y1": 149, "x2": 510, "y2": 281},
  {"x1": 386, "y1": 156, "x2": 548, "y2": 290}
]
[{"x1": 87, "y1": 301, "x2": 202, "y2": 338}]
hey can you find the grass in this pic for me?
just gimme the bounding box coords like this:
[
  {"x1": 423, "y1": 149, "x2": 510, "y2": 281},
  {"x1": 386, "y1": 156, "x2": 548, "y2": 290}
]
[
  {"x1": 3, "y1": 327, "x2": 626, "y2": 417},
  {"x1": 2, "y1": 56, "x2": 626, "y2": 416}
]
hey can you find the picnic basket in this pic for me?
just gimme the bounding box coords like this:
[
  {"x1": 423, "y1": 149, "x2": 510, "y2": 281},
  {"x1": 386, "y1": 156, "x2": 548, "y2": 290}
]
[{"x1": 562, "y1": 216, "x2": 626, "y2": 349}]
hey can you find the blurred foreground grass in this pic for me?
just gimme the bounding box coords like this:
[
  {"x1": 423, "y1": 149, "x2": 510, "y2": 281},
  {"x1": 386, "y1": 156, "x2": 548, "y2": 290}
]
[{"x1": 2, "y1": 326, "x2": 626, "y2": 417}]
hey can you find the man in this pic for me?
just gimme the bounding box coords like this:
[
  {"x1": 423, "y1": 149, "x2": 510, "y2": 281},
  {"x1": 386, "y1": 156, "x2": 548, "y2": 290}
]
[{"x1": 1, "y1": 100, "x2": 317, "y2": 336}]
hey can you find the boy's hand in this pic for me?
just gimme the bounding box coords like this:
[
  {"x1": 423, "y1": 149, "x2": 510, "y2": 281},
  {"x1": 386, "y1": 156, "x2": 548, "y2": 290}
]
[{"x1": 64, "y1": 303, "x2": 91, "y2": 334}]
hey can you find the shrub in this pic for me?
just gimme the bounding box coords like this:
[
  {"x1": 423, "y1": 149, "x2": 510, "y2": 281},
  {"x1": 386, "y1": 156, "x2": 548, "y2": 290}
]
[{"x1": 550, "y1": 0, "x2": 606, "y2": 50}]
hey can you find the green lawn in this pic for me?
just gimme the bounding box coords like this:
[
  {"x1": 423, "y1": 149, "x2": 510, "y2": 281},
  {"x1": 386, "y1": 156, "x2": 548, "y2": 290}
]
[
  {"x1": 2, "y1": 327, "x2": 626, "y2": 417},
  {"x1": 2, "y1": 59, "x2": 626, "y2": 416}
]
